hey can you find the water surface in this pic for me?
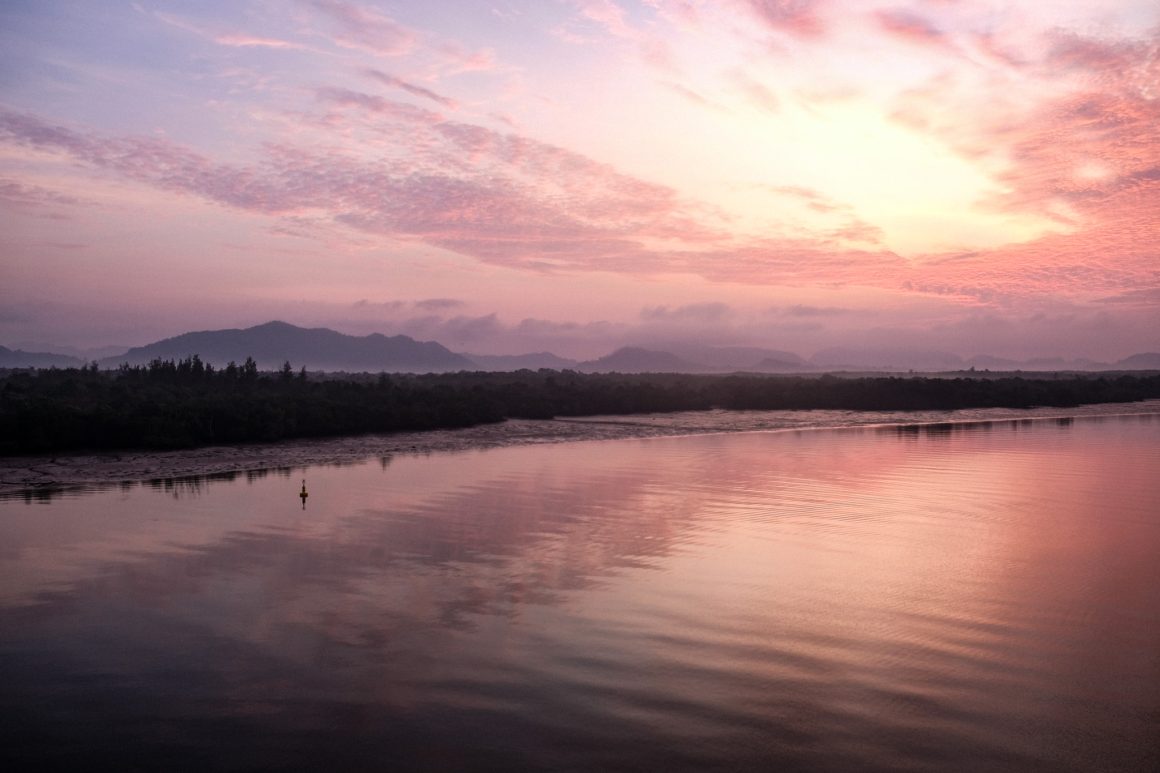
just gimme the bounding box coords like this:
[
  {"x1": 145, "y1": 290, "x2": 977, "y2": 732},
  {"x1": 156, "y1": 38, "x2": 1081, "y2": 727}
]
[{"x1": 2, "y1": 412, "x2": 1158, "y2": 771}]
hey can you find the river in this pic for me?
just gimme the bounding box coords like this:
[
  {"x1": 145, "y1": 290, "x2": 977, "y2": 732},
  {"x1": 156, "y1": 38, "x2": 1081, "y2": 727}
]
[{"x1": 2, "y1": 405, "x2": 1158, "y2": 770}]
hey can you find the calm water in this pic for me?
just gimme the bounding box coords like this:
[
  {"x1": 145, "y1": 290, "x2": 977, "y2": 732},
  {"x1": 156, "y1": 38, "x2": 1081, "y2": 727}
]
[{"x1": 2, "y1": 412, "x2": 1158, "y2": 771}]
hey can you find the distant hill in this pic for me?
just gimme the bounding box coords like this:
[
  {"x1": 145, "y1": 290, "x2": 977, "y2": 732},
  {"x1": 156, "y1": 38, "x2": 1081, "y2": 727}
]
[
  {"x1": 579, "y1": 347, "x2": 700, "y2": 373},
  {"x1": 1025, "y1": 356, "x2": 1070, "y2": 369},
  {"x1": 965, "y1": 354, "x2": 1160, "y2": 372},
  {"x1": 751, "y1": 356, "x2": 813, "y2": 372},
  {"x1": 811, "y1": 346, "x2": 965, "y2": 371},
  {"x1": 812, "y1": 345, "x2": 965, "y2": 371},
  {"x1": 15, "y1": 343, "x2": 131, "y2": 361},
  {"x1": 966, "y1": 354, "x2": 1024, "y2": 370},
  {"x1": 99, "y1": 321, "x2": 473, "y2": 373},
  {"x1": 1116, "y1": 352, "x2": 1160, "y2": 370},
  {"x1": 657, "y1": 344, "x2": 808, "y2": 372},
  {"x1": 0, "y1": 346, "x2": 84, "y2": 369},
  {"x1": 464, "y1": 352, "x2": 580, "y2": 371},
  {"x1": 461, "y1": 346, "x2": 1160, "y2": 374},
  {"x1": 12, "y1": 321, "x2": 1160, "y2": 375}
]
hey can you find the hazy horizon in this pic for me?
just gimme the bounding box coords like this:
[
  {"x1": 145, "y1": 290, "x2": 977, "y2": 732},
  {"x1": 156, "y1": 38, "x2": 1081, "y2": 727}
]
[
  {"x1": 3, "y1": 1, "x2": 1158, "y2": 360},
  {"x1": 6, "y1": 318, "x2": 1159, "y2": 372}
]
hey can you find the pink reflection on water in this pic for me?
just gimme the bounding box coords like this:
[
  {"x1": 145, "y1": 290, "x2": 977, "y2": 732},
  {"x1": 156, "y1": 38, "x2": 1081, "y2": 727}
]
[{"x1": 0, "y1": 414, "x2": 1158, "y2": 769}]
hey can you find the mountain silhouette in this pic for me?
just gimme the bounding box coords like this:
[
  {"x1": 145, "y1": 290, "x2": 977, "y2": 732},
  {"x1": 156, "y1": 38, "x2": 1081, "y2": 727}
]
[
  {"x1": 464, "y1": 352, "x2": 580, "y2": 371},
  {"x1": 657, "y1": 343, "x2": 808, "y2": 371},
  {"x1": 0, "y1": 345, "x2": 84, "y2": 369},
  {"x1": 100, "y1": 321, "x2": 473, "y2": 373},
  {"x1": 12, "y1": 322, "x2": 1159, "y2": 374},
  {"x1": 579, "y1": 347, "x2": 701, "y2": 373},
  {"x1": 1116, "y1": 352, "x2": 1160, "y2": 369},
  {"x1": 810, "y1": 346, "x2": 965, "y2": 371}
]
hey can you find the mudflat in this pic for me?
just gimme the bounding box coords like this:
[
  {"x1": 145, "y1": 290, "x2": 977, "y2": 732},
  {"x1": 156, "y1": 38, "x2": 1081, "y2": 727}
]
[{"x1": 5, "y1": 400, "x2": 1160, "y2": 496}]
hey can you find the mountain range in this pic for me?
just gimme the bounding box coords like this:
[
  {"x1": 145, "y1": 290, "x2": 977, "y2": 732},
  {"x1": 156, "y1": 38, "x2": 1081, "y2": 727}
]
[
  {"x1": 0, "y1": 345, "x2": 85, "y2": 369},
  {"x1": 94, "y1": 321, "x2": 474, "y2": 372},
  {"x1": 2, "y1": 321, "x2": 1159, "y2": 374}
]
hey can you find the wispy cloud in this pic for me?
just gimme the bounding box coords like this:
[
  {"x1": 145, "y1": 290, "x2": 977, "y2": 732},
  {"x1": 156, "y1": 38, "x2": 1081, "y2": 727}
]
[
  {"x1": 574, "y1": 0, "x2": 635, "y2": 39},
  {"x1": 729, "y1": 70, "x2": 781, "y2": 113},
  {"x1": 661, "y1": 81, "x2": 727, "y2": 111},
  {"x1": 739, "y1": 0, "x2": 828, "y2": 39},
  {"x1": 214, "y1": 33, "x2": 302, "y2": 49},
  {"x1": 0, "y1": 105, "x2": 907, "y2": 289},
  {"x1": 431, "y1": 41, "x2": 497, "y2": 74},
  {"x1": 0, "y1": 178, "x2": 86, "y2": 217},
  {"x1": 641, "y1": 302, "x2": 732, "y2": 321},
  {"x1": 315, "y1": 86, "x2": 446, "y2": 124},
  {"x1": 874, "y1": 8, "x2": 946, "y2": 48},
  {"x1": 364, "y1": 69, "x2": 459, "y2": 109},
  {"x1": 3, "y1": 7, "x2": 1158, "y2": 320},
  {"x1": 352, "y1": 299, "x2": 407, "y2": 312},
  {"x1": 309, "y1": 0, "x2": 416, "y2": 56},
  {"x1": 772, "y1": 304, "x2": 859, "y2": 318},
  {"x1": 1093, "y1": 288, "x2": 1160, "y2": 306},
  {"x1": 151, "y1": 10, "x2": 306, "y2": 51},
  {"x1": 414, "y1": 298, "x2": 466, "y2": 311},
  {"x1": 760, "y1": 185, "x2": 884, "y2": 245},
  {"x1": 352, "y1": 298, "x2": 465, "y2": 312},
  {"x1": 871, "y1": 24, "x2": 1160, "y2": 301}
]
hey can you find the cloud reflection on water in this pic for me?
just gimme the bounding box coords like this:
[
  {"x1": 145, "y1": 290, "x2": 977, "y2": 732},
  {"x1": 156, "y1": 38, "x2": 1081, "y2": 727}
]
[{"x1": 1, "y1": 413, "x2": 1159, "y2": 770}]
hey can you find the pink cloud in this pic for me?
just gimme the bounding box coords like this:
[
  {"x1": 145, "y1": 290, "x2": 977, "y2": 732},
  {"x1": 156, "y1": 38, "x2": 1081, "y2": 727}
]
[
  {"x1": 393, "y1": 312, "x2": 505, "y2": 346},
  {"x1": 661, "y1": 81, "x2": 726, "y2": 111},
  {"x1": 766, "y1": 184, "x2": 833, "y2": 205},
  {"x1": 213, "y1": 33, "x2": 301, "y2": 49},
  {"x1": 309, "y1": 0, "x2": 416, "y2": 56},
  {"x1": 827, "y1": 221, "x2": 885, "y2": 246},
  {"x1": 874, "y1": 8, "x2": 946, "y2": 47},
  {"x1": 906, "y1": 32, "x2": 1160, "y2": 223},
  {"x1": 315, "y1": 87, "x2": 446, "y2": 124},
  {"x1": 654, "y1": 239, "x2": 906, "y2": 285},
  {"x1": 759, "y1": 184, "x2": 882, "y2": 245},
  {"x1": 574, "y1": 0, "x2": 635, "y2": 39},
  {"x1": 1094, "y1": 288, "x2": 1160, "y2": 307},
  {"x1": 363, "y1": 69, "x2": 459, "y2": 109},
  {"x1": 984, "y1": 39, "x2": 1160, "y2": 223},
  {"x1": 740, "y1": 0, "x2": 827, "y2": 39},
  {"x1": 352, "y1": 299, "x2": 408, "y2": 312},
  {"x1": 0, "y1": 116, "x2": 952, "y2": 294},
  {"x1": 414, "y1": 298, "x2": 466, "y2": 311},
  {"x1": 151, "y1": 10, "x2": 306, "y2": 52},
  {"x1": 0, "y1": 178, "x2": 86, "y2": 217},
  {"x1": 877, "y1": 28, "x2": 1160, "y2": 303},
  {"x1": 309, "y1": 0, "x2": 494, "y2": 73},
  {"x1": 641, "y1": 302, "x2": 732, "y2": 321},
  {"x1": 639, "y1": 36, "x2": 678, "y2": 71},
  {"x1": 729, "y1": 71, "x2": 781, "y2": 112},
  {"x1": 908, "y1": 222, "x2": 1160, "y2": 304},
  {"x1": 643, "y1": 0, "x2": 702, "y2": 30},
  {"x1": 5, "y1": 53, "x2": 1152, "y2": 305},
  {"x1": 775, "y1": 304, "x2": 860, "y2": 317},
  {"x1": 428, "y1": 120, "x2": 683, "y2": 226},
  {"x1": 433, "y1": 41, "x2": 498, "y2": 74},
  {"x1": 968, "y1": 31, "x2": 1027, "y2": 70}
]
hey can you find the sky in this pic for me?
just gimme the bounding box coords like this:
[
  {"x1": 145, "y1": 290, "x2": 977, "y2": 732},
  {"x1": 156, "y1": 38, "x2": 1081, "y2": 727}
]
[{"x1": 1, "y1": 0, "x2": 1158, "y2": 360}]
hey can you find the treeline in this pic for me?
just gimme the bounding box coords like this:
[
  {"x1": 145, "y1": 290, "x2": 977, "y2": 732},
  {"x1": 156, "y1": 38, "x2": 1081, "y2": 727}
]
[{"x1": 2, "y1": 357, "x2": 1159, "y2": 455}]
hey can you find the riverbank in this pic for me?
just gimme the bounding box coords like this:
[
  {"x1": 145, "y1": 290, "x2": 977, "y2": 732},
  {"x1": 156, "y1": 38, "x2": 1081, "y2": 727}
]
[
  {"x1": 6, "y1": 366, "x2": 1160, "y2": 458},
  {"x1": 5, "y1": 400, "x2": 1160, "y2": 498}
]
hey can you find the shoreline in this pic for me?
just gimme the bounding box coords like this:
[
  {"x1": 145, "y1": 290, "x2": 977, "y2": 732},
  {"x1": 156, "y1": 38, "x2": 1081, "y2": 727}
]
[{"x1": 4, "y1": 400, "x2": 1160, "y2": 497}]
